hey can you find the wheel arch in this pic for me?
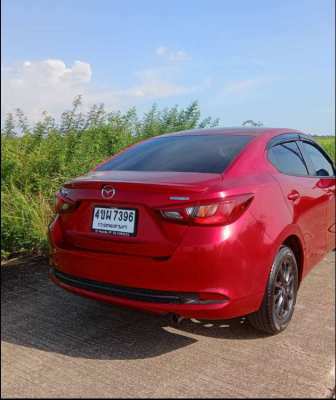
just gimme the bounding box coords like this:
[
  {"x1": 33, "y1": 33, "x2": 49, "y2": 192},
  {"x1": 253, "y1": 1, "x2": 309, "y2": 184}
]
[
  {"x1": 270, "y1": 224, "x2": 306, "y2": 286},
  {"x1": 282, "y1": 234, "x2": 304, "y2": 286}
]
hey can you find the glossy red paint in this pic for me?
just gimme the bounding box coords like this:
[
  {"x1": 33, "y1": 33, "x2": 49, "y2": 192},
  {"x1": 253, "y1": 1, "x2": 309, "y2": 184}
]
[{"x1": 48, "y1": 128, "x2": 335, "y2": 320}]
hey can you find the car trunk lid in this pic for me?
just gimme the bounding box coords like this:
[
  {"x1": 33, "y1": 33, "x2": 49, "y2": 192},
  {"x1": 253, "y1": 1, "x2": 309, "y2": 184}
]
[{"x1": 59, "y1": 170, "x2": 222, "y2": 257}]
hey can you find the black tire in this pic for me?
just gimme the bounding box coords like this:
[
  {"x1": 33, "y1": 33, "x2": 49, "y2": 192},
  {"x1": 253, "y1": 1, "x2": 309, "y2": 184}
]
[{"x1": 248, "y1": 245, "x2": 299, "y2": 335}]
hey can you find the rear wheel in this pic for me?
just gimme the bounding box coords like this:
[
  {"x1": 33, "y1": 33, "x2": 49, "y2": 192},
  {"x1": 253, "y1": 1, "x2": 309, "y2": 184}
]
[{"x1": 248, "y1": 245, "x2": 298, "y2": 334}]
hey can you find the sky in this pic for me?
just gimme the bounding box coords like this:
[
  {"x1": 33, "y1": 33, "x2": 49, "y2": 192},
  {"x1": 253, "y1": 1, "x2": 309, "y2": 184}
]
[{"x1": 1, "y1": 0, "x2": 335, "y2": 134}]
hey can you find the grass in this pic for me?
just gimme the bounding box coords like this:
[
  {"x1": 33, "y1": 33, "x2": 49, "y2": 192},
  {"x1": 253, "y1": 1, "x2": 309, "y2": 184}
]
[
  {"x1": 314, "y1": 136, "x2": 335, "y2": 161},
  {"x1": 1, "y1": 99, "x2": 335, "y2": 260},
  {"x1": 1, "y1": 100, "x2": 219, "y2": 259}
]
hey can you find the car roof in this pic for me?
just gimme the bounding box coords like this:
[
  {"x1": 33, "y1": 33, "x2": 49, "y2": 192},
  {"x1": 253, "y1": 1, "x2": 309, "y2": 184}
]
[{"x1": 160, "y1": 127, "x2": 304, "y2": 138}]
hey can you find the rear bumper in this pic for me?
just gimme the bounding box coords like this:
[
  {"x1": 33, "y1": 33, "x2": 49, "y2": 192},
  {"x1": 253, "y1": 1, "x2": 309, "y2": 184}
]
[
  {"x1": 48, "y1": 251, "x2": 265, "y2": 320},
  {"x1": 51, "y1": 268, "x2": 206, "y2": 304},
  {"x1": 48, "y1": 212, "x2": 271, "y2": 320},
  {"x1": 49, "y1": 265, "x2": 261, "y2": 319}
]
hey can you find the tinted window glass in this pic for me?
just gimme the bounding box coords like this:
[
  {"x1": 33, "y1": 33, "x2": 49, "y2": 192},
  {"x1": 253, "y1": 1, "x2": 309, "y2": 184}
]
[
  {"x1": 97, "y1": 135, "x2": 253, "y2": 173},
  {"x1": 301, "y1": 141, "x2": 334, "y2": 177},
  {"x1": 269, "y1": 141, "x2": 308, "y2": 175}
]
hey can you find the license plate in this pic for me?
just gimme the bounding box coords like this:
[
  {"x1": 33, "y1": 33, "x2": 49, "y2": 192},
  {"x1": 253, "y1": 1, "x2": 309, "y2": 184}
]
[{"x1": 92, "y1": 207, "x2": 137, "y2": 236}]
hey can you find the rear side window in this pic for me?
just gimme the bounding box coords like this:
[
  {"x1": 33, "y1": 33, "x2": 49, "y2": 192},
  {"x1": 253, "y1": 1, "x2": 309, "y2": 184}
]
[
  {"x1": 301, "y1": 141, "x2": 335, "y2": 177},
  {"x1": 268, "y1": 141, "x2": 308, "y2": 176},
  {"x1": 97, "y1": 135, "x2": 253, "y2": 174}
]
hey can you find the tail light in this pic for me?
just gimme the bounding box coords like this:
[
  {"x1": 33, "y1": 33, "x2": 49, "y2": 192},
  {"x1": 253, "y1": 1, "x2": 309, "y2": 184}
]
[
  {"x1": 55, "y1": 192, "x2": 79, "y2": 214},
  {"x1": 159, "y1": 193, "x2": 253, "y2": 226}
]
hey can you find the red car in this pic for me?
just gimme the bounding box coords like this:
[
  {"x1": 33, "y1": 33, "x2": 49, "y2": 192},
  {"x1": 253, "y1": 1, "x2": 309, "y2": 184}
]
[{"x1": 48, "y1": 128, "x2": 335, "y2": 334}]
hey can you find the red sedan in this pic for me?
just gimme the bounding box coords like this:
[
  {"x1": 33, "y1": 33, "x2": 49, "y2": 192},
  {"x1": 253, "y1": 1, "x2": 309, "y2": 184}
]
[{"x1": 48, "y1": 128, "x2": 335, "y2": 334}]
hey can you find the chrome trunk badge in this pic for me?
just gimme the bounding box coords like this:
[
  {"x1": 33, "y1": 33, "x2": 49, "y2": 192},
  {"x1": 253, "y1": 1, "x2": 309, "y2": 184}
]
[{"x1": 101, "y1": 185, "x2": 116, "y2": 199}]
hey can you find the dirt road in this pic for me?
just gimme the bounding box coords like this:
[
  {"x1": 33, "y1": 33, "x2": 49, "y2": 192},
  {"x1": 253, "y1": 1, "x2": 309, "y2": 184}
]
[{"x1": 1, "y1": 253, "x2": 335, "y2": 398}]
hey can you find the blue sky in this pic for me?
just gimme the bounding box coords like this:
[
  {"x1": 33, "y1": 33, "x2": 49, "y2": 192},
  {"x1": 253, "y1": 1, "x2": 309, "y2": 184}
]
[{"x1": 2, "y1": 0, "x2": 335, "y2": 134}]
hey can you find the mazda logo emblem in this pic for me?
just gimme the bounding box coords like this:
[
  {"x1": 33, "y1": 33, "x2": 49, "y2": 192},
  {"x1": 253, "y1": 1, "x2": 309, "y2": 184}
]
[{"x1": 101, "y1": 185, "x2": 116, "y2": 199}]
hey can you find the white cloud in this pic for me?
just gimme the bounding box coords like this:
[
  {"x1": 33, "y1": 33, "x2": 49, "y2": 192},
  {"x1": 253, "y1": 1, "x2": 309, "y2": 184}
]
[
  {"x1": 124, "y1": 67, "x2": 191, "y2": 98},
  {"x1": 156, "y1": 46, "x2": 191, "y2": 62},
  {"x1": 224, "y1": 79, "x2": 264, "y2": 95},
  {"x1": 156, "y1": 46, "x2": 168, "y2": 56},
  {"x1": 1, "y1": 58, "x2": 196, "y2": 121},
  {"x1": 223, "y1": 77, "x2": 274, "y2": 96},
  {"x1": 19, "y1": 59, "x2": 92, "y2": 85},
  {"x1": 1, "y1": 59, "x2": 92, "y2": 121},
  {"x1": 127, "y1": 80, "x2": 190, "y2": 98}
]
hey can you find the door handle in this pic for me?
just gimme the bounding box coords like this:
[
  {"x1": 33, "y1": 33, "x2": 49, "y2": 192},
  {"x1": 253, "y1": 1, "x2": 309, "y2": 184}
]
[{"x1": 287, "y1": 190, "x2": 300, "y2": 201}]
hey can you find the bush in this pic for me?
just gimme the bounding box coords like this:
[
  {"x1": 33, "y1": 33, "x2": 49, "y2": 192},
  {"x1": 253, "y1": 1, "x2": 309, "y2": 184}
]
[
  {"x1": 314, "y1": 136, "x2": 335, "y2": 162},
  {"x1": 1, "y1": 97, "x2": 334, "y2": 260},
  {"x1": 1, "y1": 98, "x2": 219, "y2": 259}
]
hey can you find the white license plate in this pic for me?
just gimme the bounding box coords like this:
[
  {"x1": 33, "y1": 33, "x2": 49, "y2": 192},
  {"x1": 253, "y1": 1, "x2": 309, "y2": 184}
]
[{"x1": 92, "y1": 207, "x2": 137, "y2": 236}]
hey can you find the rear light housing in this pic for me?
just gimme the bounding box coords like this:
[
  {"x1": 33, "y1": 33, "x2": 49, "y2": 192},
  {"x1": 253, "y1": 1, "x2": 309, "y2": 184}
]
[
  {"x1": 55, "y1": 191, "x2": 79, "y2": 214},
  {"x1": 159, "y1": 193, "x2": 254, "y2": 226}
]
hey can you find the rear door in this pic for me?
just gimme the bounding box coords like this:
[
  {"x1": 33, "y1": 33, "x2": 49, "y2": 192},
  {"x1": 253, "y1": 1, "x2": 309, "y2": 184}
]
[
  {"x1": 298, "y1": 138, "x2": 336, "y2": 252},
  {"x1": 268, "y1": 137, "x2": 329, "y2": 272}
]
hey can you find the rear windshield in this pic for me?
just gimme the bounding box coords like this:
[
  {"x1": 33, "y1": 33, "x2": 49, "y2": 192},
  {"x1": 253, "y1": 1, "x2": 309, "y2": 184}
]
[{"x1": 97, "y1": 135, "x2": 253, "y2": 174}]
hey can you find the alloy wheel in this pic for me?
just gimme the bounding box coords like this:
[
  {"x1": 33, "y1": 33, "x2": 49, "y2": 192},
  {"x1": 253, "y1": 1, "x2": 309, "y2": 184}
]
[{"x1": 273, "y1": 255, "x2": 296, "y2": 322}]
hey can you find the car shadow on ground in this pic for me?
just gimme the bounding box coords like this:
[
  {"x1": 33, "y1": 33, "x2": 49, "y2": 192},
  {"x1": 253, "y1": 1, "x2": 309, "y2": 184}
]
[{"x1": 1, "y1": 257, "x2": 268, "y2": 361}]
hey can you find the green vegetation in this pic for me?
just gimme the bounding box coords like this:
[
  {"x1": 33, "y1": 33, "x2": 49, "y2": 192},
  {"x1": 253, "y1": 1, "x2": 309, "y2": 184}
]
[
  {"x1": 314, "y1": 135, "x2": 335, "y2": 162},
  {"x1": 1, "y1": 97, "x2": 335, "y2": 260},
  {"x1": 1, "y1": 98, "x2": 219, "y2": 259}
]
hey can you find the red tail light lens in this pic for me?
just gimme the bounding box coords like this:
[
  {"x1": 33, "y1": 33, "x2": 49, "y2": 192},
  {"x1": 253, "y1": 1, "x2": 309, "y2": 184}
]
[
  {"x1": 159, "y1": 193, "x2": 253, "y2": 226},
  {"x1": 55, "y1": 193, "x2": 79, "y2": 214}
]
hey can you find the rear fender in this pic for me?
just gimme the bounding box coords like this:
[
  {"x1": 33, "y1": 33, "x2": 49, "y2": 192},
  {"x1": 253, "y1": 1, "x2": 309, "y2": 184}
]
[{"x1": 270, "y1": 224, "x2": 307, "y2": 280}]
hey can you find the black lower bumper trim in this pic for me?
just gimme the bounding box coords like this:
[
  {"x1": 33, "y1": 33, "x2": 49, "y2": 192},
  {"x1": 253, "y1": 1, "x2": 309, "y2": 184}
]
[{"x1": 50, "y1": 268, "x2": 199, "y2": 304}]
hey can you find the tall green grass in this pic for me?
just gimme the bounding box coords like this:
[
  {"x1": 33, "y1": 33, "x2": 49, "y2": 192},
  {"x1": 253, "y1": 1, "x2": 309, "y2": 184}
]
[
  {"x1": 1, "y1": 98, "x2": 335, "y2": 260},
  {"x1": 1, "y1": 99, "x2": 219, "y2": 259},
  {"x1": 1, "y1": 186, "x2": 53, "y2": 255},
  {"x1": 314, "y1": 136, "x2": 335, "y2": 162}
]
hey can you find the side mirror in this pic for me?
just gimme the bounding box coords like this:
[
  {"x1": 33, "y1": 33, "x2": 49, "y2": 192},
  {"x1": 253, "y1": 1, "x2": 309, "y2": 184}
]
[{"x1": 316, "y1": 168, "x2": 329, "y2": 177}]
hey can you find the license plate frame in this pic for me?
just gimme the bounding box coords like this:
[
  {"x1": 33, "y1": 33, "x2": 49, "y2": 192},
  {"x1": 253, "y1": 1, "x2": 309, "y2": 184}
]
[{"x1": 91, "y1": 206, "x2": 138, "y2": 237}]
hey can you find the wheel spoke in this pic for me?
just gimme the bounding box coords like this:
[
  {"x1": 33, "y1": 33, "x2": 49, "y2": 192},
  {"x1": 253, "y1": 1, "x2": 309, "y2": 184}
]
[
  {"x1": 275, "y1": 281, "x2": 282, "y2": 289},
  {"x1": 279, "y1": 270, "x2": 286, "y2": 286},
  {"x1": 282, "y1": 294, "x2": 289, "y2": 311},
  {"x1": 284, "y1": 263, "x2": 292, "y2": 283},
  {"x1": 275, "y1": 294, "x2": 284, "y2": 316},
  {"x1": 287, "y1": 274, "x2": 294, "y2": 287},
  {"x1": 275, "y1": 291, "x2": 282, "y2": 301}
]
